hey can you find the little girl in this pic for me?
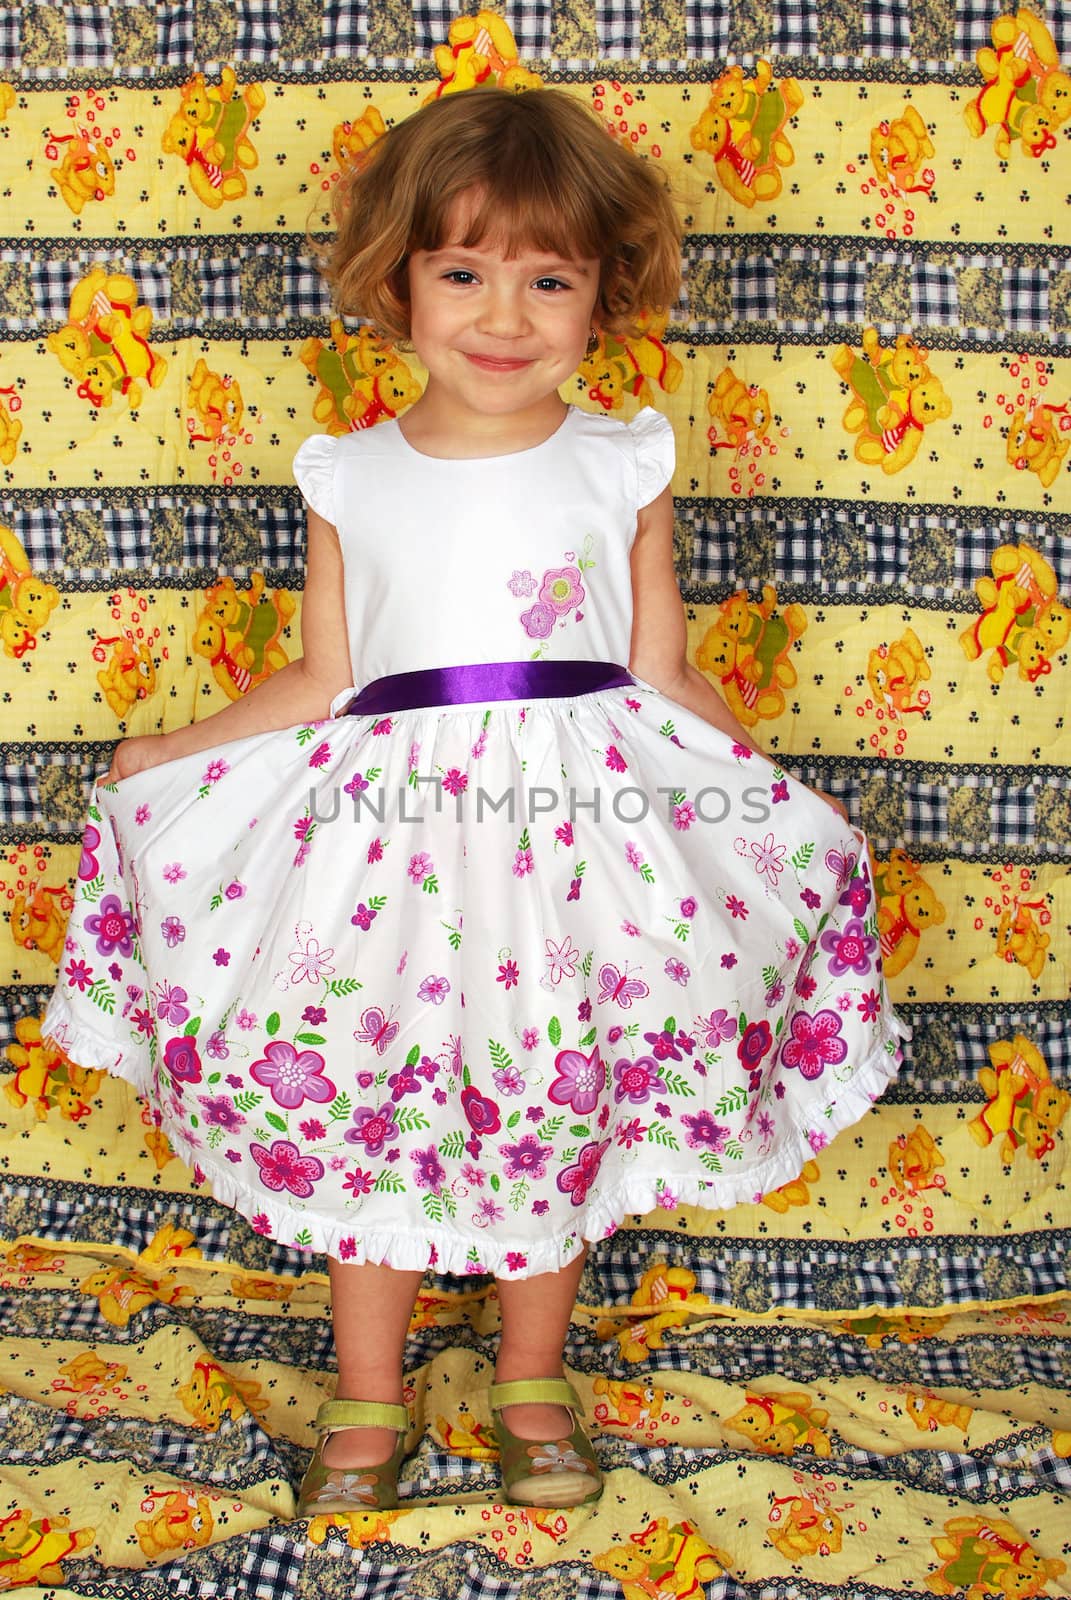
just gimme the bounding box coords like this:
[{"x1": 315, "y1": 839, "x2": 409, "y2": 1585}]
[{"x1": 45, "y1": 87, "x2": 908, "y2": 1518}]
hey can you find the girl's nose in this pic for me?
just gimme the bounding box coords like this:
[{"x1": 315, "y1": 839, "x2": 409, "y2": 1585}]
[{"x1": 475, "y1": 289, "x2": 529, "y2": 338}]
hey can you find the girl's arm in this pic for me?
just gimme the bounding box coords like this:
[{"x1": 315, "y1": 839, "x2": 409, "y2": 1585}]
[
  {"x1": 107, "y1": 508, "x2": 354, "y2": 782},
  {"x1": 628, "y1": 487, "x2": 850, "y2": 821}
]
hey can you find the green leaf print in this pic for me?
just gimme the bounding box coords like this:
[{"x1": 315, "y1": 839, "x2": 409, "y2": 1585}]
[
  {"x1": 209, "y1": 887, "x2": 223, "y2": 911},
  {"x1": 673, "y1": 921, "x2": 690, "y2": 943},
  {"x1": 725, "y1": 1139, "x2": 744, "y2": 1160},
  {"x1": 578, "y1": 1027, "x2": 597, "y2": 1047},
  {"x1": 517, "y1": 826, "x2": 530, "y2": 851},
  {"x1": 663, "y1": 1016, "x2": 677, "y2": 1035},
  {"x1": 647, "y1": 1120, "x2": 680, "y2": 1149},
  {"x1": 395, "y1": 1107, "x2": 430, "y2": 1133},
  {"x1": 762, "y1": 966, "x2": 778, "y2": 988},
  {"x1": 442, "y1": 920, "x2": 462, "y2": 951},
  {"x1": 296, "y1": 1032, "x2": 326, "y2": 1046},
  {"x1": 775, "y1": 1016, "x2": 784, "y2": 1035},
  {"x1": 659, "y1": 1070, "x2": 696, "y2": 1098},
  {"x1": 489, "y1": 1173, "x2": 500, "y2": 1192},
  {"x1": 88, "y1": 978, "x2": 115, "y2": 1015},
  {"x1": 81, "y1": 874, "x2": 105, "y2": 905},
  {"x1": 510, "y1": 1179, "x2": 529, "y2": 1212},
  {"x1": 294, "y1": 1228, "x2": 313, "y2": 1247},
  {"x1": 506, "y1": 1110, "x2": 521, "y2": 1130},
  {"x1": 296, "y1": 726, "x2": 315, "y2": 745},
  {"x1": 560, "y1": 1146, "x2": 577, "y2": 1164},
  {"x1": 422, "y1": 875, "x2": 439, "y2": 894},
  {"x1": 548, "y1": 1016, "x2": 562, "y2": 1047},
  {"x1": 184, "y1": 1016, "x2": 201, "y2": 1037},
  {"x1": 659, "y1": 720, "x2": 676, "y2": 738},
  {"x1": 537, "y1": 1115, "x2": 564, "y2": 1141},
  {"x1": 440, "y1": 1188, "x2": 457, "y2": 1218},
  {"x1": 328, "y1": 1092, "x2": 351, "y2": 1120},
  {"x1": 575, "y1": 859, "x2": 587, "y2": 877},
  {"x1": 266, "y1": 1012, "x2": 281, "y2": 1037},
  {"x1": 325, "y1": 978, "x2": 363, "y2": 997},
  {"x1": 791, "y1": 843, "x2": 814, "y2": 872},
  {"x1": 405, "y1": 1044, "x2": 420, "y2": 1067},
  {"x1": 569, "y1": 1123, "x2": 590, "y2": 1139},
  {"x1": 716, "y1": 1085, "x2": 747, "y2": 1114},
  {"x1": 207, "y1": 1072, "x2": 221, "y2": 1086},
  {"x1": 581, "y1": 949, "x2": 592, "y2": 978},
  {"x1": 489, "y1": 1039, "x2": 513, "y2": 1071},
  {"x1": 374, "y1": 1070, "x2": 387, "y2": 1088},
  {"x1": 422, "y1": 1192, "x2": 443, "y2": 1222},
  {"x1": 639, "y1": 863, "x2": 655, "y2": 883},
  {"x1": 265, "y1": 1112, "x2": 287, "y2": 1134},
  {"x1": 439, "y1": 1130, "x2": 465, "y2": 1160},
  {"x1": 699, "y1": 1150, "x2": 722, "y2": 1174},
  {"x1": 235, "y1": 1091, "x2": 262, "y2": 1114},
  {"x1": 374, "y1": 1171, "x2": 404, "y2": 1193},
  {"x1": 793, "y1": 918, "x2": 809, "y2": 943}
]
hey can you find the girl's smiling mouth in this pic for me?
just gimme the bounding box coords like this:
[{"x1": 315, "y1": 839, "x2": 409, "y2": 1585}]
[{"x1": 464, "y1": 353, "x2": 534, "y2": 371}]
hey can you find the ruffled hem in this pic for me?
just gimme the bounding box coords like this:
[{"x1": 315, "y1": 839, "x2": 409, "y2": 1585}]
[{"x1": 43, "y1": 992, "x2": 906, "y2": 1280}]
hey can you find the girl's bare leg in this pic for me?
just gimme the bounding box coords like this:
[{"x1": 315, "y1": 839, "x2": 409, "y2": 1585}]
[
  {"x1": 494, "y1": 1247, "x2": 587, "y2": 1438},
  {"x1": 320, "y1": 1258, "x2": 424, "y2": 1468}
]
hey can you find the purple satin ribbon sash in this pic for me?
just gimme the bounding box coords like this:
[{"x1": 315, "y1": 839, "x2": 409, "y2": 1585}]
[{"x1": 342, "y1": 659, "x2": 635, "y2": 715}]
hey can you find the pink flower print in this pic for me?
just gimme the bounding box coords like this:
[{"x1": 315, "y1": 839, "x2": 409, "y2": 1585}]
[
  {"x1": 605, "y1": 745, "x2": 626, "y2": 772},
  {"x1": 521, "y1": 1028, "x2": 539, "y2": 1052},
  {"x1": 507, "y1": 568, "x2": 537, "y2": 597},
  {"x1": 732, "y1": 742, "x2": 751, "y2": 759},
  {"x1": 308, "y1": 741, "x2": 331, "y2": 769},
  {"x1": 161, "y1": 916, "x2": 185, "y2": 948},
  {"x1": 796, "y1": 973, "x2": 817, "y2": 1000},
  {"x1": 785, "y1": 936, "x2": 801, "y2": 960},
  {"x1": 665, "y1": 957, "x2": 690, "y2": 986},
  {"x1": 471, "y1": 727, "x2": 487, "y2": 760},
  {"x1": 418, "y1": 974, "x2": 450, "y2": 1005},
  {"x1": 225, "y1": 880, "x2": 246, "y2": 900},
  {"x1": 539, "y1": 566, "x2": 584, "y2": 615},
  {"x1": 721, "y1": 952, "x2": 737, "y2": 968},
  {"x1": 858, "y1": 989, "x2": 881, "y2": 1021},
  {"x1": 681, "y1": 1111, "x2": 729, "y2": 1151},
  {"x1": 766, "y1": 979, "x2": 785, "y2": 1006},
  {"x1": 616, "y1": 1117, "x2": 647, "y2": 1148},
  {"x1": 78, "y1": 823, "x2": 101, "y2": 881},
  {"x1": 547, "y1": 1046, "x2": 604, "y2": 1114},
  {"x1": 567, "y1": 877, "x2": 581, "y2": 902},
  {"x1": 556, "y1": 1137, "x2": 610, "y2": 1207},
  {"x1": 203, "y1": 758, "x2": 229, "y2": 784},
  {"x1": 657, "y1": 1186, "x2": 679, "y2": 1210},
  {"x1": 461, "y1": 1162, "x2": 485, "y2": 1187},
  {"x1": 625, "y1": 842, "x2": 644, "y2": 870},
  {"x1": 251, "y1": 1040, "x2": 337, "y2": 1109},
  {"x1": 555, "y1": 820, "x2": 574, "y2": 847},
  {"x1": 622, "y1": 921, "x2": 641, "y2": 938},
  {"x1": 199, "y1": 1095, "x2": 245, "y2": 1131},
  {"x1": 680, "y1": 896, "x2": 698, "y2": 918},
  {"x1": 726, "y1": 894, "x2": 748, "y2": 920},
  {"x1": 607, "y1": 1024, "x2": 623, "y2": 1045},
  {"x1": 443, "y1": 767, "x2": 468, "y2": 796},
  {"x1": 750, "y1": 832, "x2": 787, "y2": 887},
  {"x1": 809, "y1": 1128, "x2": 829, "y2": 1154},
  {"x1": 163, "y1": 1035, "x2": 202, "y2": 1085},
  {"x1": 411, "y1": 1143, "x2": 446, "y2": 1191},
  {"x1": 673, "y1": 800, "x2": 696, "y2": 831},
  {"x1": 506, "y1": 1251, "x2": 528, "y2": 1271},
  {"x1": 837, "y1": 992, "x2": 853, "y2": 1011},
  {"x1": 236, "y1": 1009, "x2": 257, "y2": 1031},
  {"x1": 205, "y1": 1030, "x2": 229, "y2": 1060},
  {"x1": 299, "y1": 1118, "x2": 326, "y2": 1140},
  {"x1": 494, "y1": 1063, "x2": 526, "y2": 1097},
  {"x1": 544, "y1": 935, "x2": 579, "y2": 986},
  {"x1": 737, "y1": 1021, "x2": 773, "y2": 1070},
  {"x1": 84, "y1": 894, "x2": 135, "y2": 958},
  {"x1": 154, "y1": 982, "x2": 190, "y2": 1026},
  {"x1": 520, "y1": 600, "x2": 555, "y2": 638},
  {"x1": 513, "y1": 847, "x2": 534, "y2": 878},
  {"x1": 345, "y1": 1106, "x2": 399, "y2": 1159},
  {"x1": 612, "y1": 1055, "x2": 663, "y2": 1105},
  {"x1": 771, "y1": 778, "x2": 789, "y2": 803},
  {"x1": 695, "y1": 1009, "x2": 738, "y2": 1047},
  {"x1": 251, "y1": 1139, "x2": 324, "y2": 1198},
  {"x1": 820, "y1": 919, "x2": 875, "y2": 977},
  {"x1": 780, "y1": 1010, "x2": 848, "y2": 1080},
  {"x1": 473, "y1": 1196, "x2": 505, "y2": 1227},
  {"x1": 407, "y1": 740, "x2": 420, "y2": 775},
  {"x1": 461, "y1": 1086, "x2": 501, "y2": 1135},
  {"x1": 134, "y1": 804, "x2": 151, "y2": 825},
  {"x1": 343, "y1": 1167, "x2": 374, "y2": 1196},
  {"x1": 367, "y1": 838, "x2": 383, "y2": 863},
  {"x1": 65, "y1": 958, "x2": 93, "y2": 991},
  {"x1": 500, "y1": 1134, "x2": 552, "y2": 1181},
  {"x1": 372, "y1": 717, "x2": 393, "y2": 735},
  {"x1": 288, "y1": 933, "x2": 335, "y2": 984},
  {"x1": 408, "y1": 851, "x2": 434, "y2": 886},
  {"x1": 213, "y1": 948, "x2": 230, "y2": 967}
]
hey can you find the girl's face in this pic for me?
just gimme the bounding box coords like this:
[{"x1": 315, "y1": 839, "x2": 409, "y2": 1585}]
[{"x1": 406, "y1": 203, "x2": 600, "y2": 434}]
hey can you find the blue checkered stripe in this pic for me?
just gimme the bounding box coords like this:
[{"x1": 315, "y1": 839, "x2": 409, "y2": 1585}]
[
  {"x1": 1003, "y1": 264, "x2": 1050, "y2": 334},
  {"x1": 684, "y1": 0, "x2": 729, "y2": 59}
]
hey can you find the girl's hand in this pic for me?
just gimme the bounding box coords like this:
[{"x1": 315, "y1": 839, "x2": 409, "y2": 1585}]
[{"x1": 104, "y1": 733, "x2": 171, "y2": 787}]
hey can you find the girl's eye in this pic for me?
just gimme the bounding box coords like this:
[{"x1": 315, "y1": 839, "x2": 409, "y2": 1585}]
[
  {"x1": 443, "y1": 269, "x2": 477, "y2": 285},
  {"x1": 534, "y1": 276, "x2": 570, "y2": 292}
]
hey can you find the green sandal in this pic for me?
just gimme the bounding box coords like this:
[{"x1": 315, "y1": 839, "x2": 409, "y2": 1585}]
[
  {"x1": 295, "y1": 1399, "x2": 409, "y2": 1516},
  {"x1": 489, "y1": 1378, "x2": 603, "y2": 1509}
]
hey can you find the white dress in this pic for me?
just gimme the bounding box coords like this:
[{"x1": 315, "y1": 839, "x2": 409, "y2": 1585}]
[{"x1": 44, "y1": 406, "x2": 908, "y2": 1278}]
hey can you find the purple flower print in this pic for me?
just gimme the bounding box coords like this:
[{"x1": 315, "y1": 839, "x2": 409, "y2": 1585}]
[
  {"x1": 198, "y1": 1095, "x2": 245, "y2": 1131},
  {"x1": 737, "y1": 1021, "x2": 773, "y2": 1069},
  {"x1": 547, "y1": 1046, "x2": 604, "y2": 1114},
  {"x1": 771, "y1": 778, "x2": 789, "y2": 804},
  {"x1": 695, "y1": 1009, "x2": 738, "y2": 1047},
  {"x1": 643, "y1": 1028, "x2": 682, "y2": 1061},
  {"x1": 416, "y1": 1055, "x2": 440, "y2": 1083},
  {"x1": 499, "y1": 1134, "x2": 552, "y2": 1181},
  {"x1": 680, "y1": 896, "x2": 698, "y2": 918},
  {"x1": 681, "y1": 1111, "x2": 729, "y2": 1151},
  {"x1": 567, "y1": 876, "x2": 582, "y2": 901},
  {"x1": 205, "y1": 1030, "x2": 229, "y2": 1060},
  {"x1": 473, "y1": 1196, "x2": 505, "y2": 1227},
  {"x1": 665, "y1": 957, "x2": 690, "y2": 986},
  {"x1": 78, "y1": 823, "x2": 101, "y2": 882},
  {"x1": 493, "y1": 1065, "x2": 526, "y2": 1097},
  {"x1": 251, "y1": 1041, "x2": 337, "y2": 1109},
  {"x1": 411, "y1": 1143, "x2": 446, "y2": 1191},
  {"x1": 302, "y1": 1006, "x2": 326, "y2": 1026},
  {"x1": 352, "y1": 902, "x2": 377, "y2": 930},
  {"x1": 781, "y1": 1010, "x2": 848, "y2": 1080},
  {"x1": 612, "y1": 1055, "x2": 663, "y2": 1106},
  {"x1": 84, "y1": 894, "x2": 134, "y2": 959},
  {"x1": 163, "y1": 1036, "x2": 202, "y2": 1085},
  {"x1": 387, "y1": 1065, "x2": 419, "y2": 1102},
  {"x1": 820, "y1": 919, "x2": 876, "y2": 977},
  {"x1": 800, "y1": 887, "x2": 821, "y2": 910},
  {"x1": 520, "y1": 600, "x2": 555, "y2": 638},
  {"x1": 418, "y1": 974, "x2": 450, "y2": 1005},
  {"x1": 557, "y1": 1137, "x2": 610, "y2": 1207},
  {"x1": 507, "y1": 568, "x2": 537, "y2": 597},
  {"x1": 344, "y1": 1104, "x2": 398, "y2": 1156},
  {"x1": 461, "y1": 1086, "x2": 501, "y2": 1135},
  {"x1": 344, "y1": 771, "x2": 369, "y2": 797},
  {"x1": 251, "y1": 1138, "x2": 324, "y2": 1198},
  {"x1": 161, "y1": 916, "x2": 185, "y2": 948},
  {"x1": 539, "y1": 566, "x2": 584, "y2": 615}
]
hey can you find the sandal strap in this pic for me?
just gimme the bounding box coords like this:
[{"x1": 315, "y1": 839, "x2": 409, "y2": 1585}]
[
  {"x1": 314, "y1": 1399, "x2": 408, "y2": 1433},
  {"x1": 488, "y1": 1378, "x2": 584, "y2": 1416}
]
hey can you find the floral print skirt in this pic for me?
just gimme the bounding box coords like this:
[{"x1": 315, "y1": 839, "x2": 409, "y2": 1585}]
[{"x1": 45, "y1": 681, "x2": 908, "y2": 1278}]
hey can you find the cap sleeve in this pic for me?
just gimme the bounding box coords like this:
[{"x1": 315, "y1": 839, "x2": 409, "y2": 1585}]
[
  {"x1": 631, "y1": 407, "x2": 675, "y2": 508},
  {"x1": 292, "y1": 434, "x2": 338, "y2": 525}
]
